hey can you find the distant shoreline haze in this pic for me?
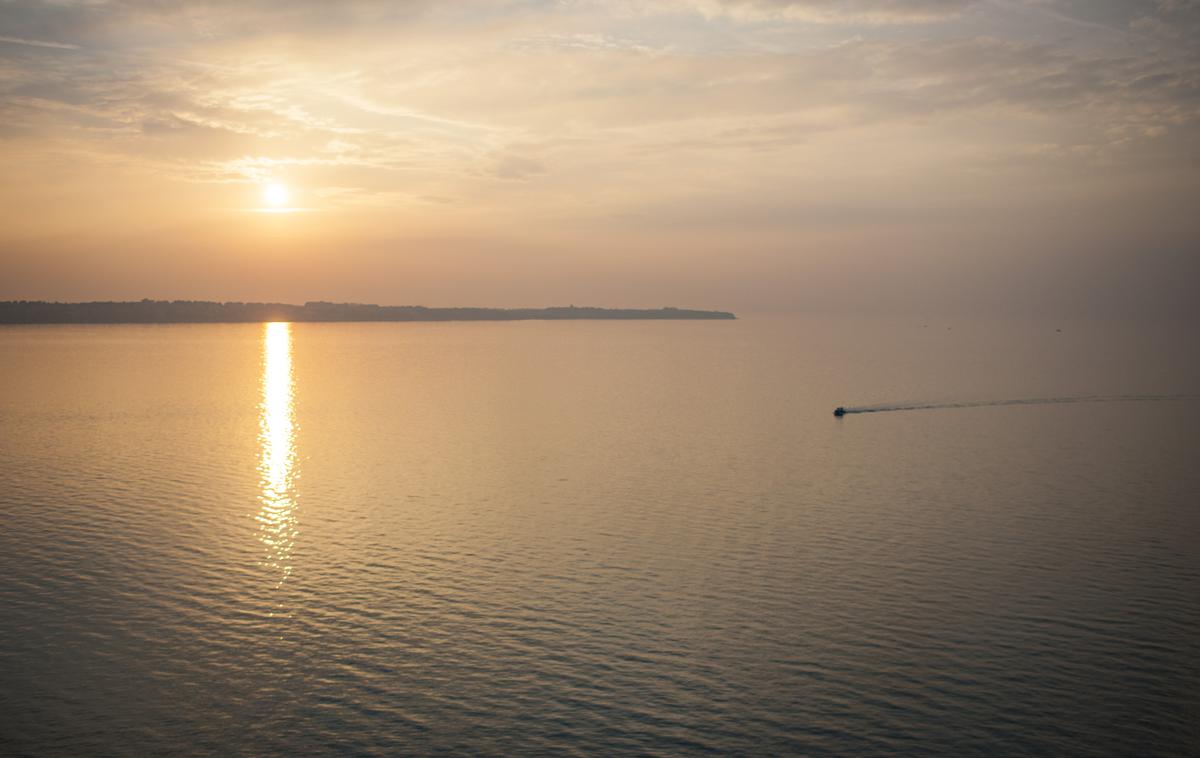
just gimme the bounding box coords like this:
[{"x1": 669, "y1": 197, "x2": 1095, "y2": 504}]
[{"x1": 0, "y1": 300, "x2": 736, "y2": 324}]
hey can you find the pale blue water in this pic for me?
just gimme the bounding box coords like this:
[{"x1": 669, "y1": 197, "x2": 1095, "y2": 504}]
[{"x1": 1, "y1": 316, "x2": 1198, "y2": 755}]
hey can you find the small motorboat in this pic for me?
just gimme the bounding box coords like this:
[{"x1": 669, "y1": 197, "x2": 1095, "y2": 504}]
[{"x1": 833, "y1": 406, "x2": 846, "y2": 417}]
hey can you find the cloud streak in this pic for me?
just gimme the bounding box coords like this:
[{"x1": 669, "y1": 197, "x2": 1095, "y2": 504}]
[
  {"x1": 0, "y1": 35, "x2": 80, "y2": 50},
  {"x1": 689, "y1": 0, "x2": 978, "y2": 22}
]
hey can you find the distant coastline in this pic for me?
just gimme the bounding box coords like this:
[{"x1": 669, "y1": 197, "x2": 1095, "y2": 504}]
[{"x1": 0, "y1": 300, "x2": 736, "y2": 324}]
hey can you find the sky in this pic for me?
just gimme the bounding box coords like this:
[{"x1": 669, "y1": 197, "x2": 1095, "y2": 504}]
[{"x1": 0, "y1": 0, "x2": 1197, "y2": 316}]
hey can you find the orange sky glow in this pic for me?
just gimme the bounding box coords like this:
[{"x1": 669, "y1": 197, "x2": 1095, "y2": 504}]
[{"x1": 1, "y1": 0, "x2": 1197, "y2": 316}]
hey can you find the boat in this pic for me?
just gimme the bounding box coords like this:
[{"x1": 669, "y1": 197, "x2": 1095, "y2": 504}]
[{"x1": 833, "y1": 406, "x2": 846, "y2": 417}]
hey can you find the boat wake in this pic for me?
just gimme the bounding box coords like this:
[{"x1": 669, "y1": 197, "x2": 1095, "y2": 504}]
[{"x1": 835, "y1": 394, "x2": 1197, "y2": 416}]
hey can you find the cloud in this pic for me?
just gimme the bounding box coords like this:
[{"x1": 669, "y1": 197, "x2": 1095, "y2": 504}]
[
  {"x1": 488, "y1": 154, "x2": 548, "y2": 180},
  {"x1": 1157, "y1": 0, "x2": 1200, "y2": 12},
  {"x1": 0, "y1": 35, "x2": 80, "y2": 50},
  {"x1": 681, "y1": 0, "x2": 978, "y2": 22},
  {"x1": 0, "y1": 0, "x2": 438, "y2": 45},
  {"x1": 1, "y1": 0, "x2": 1197, "y2": 246}
]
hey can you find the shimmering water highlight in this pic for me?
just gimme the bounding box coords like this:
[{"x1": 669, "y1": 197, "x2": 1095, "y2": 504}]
[{"x1": 258, "y1": 322, "x2": 297, "y2": 587}]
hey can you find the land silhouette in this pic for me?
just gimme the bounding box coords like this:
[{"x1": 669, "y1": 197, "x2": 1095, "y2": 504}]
[{"x1": 0, "y1": 300, "x2": 735, "y2": 324}]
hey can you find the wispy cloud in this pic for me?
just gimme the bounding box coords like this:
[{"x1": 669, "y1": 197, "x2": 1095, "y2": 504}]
[
  {"x1": 687, "y1": 0, "x2": 979, "y2": 23},
  {"x1": 0, "y1": 35, "x2": 80, "y2": 50}
]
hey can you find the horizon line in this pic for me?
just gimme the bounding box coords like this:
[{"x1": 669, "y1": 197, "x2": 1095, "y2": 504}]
[{"x1": 0, "y1": 300, "x2": 738, "y2": 324}]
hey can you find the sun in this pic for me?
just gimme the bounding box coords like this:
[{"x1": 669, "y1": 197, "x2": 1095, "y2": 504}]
[{"x1": 263, "y1": 182, "x2": 289, "y2": 208}]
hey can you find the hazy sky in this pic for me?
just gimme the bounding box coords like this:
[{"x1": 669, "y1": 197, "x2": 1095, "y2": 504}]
[{"x1": 1, "y1": 0, "x2": 1197, "y2": 315}]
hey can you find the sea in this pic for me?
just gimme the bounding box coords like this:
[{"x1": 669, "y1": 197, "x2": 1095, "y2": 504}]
[{"x1": 1, "y1": 315, "x2": 1198, "y2": 756}]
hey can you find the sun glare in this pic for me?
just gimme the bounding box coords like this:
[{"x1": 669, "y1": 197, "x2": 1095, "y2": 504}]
[{"x1": 264, "y1": 183, "x2": 289, "y2": 208}]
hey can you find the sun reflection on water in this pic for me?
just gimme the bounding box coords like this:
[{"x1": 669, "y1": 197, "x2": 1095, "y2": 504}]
[{"x1": 258, "y1": 322, "x2": 297, "y2": 585}]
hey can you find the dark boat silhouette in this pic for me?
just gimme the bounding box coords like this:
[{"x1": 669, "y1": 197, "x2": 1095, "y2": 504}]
[{"x1": 833, "y1": 406, "x2": 846, "y2": 417}]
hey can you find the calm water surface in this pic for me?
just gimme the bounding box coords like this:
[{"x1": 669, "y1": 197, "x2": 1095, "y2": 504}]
[{"x1": 1, "y1": 316, "x2": 1198, "y2": 755}]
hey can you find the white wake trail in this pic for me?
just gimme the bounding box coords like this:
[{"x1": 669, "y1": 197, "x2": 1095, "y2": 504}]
[{"x1": 838, "y1": 394, "x2": 1197, "y2": 415}]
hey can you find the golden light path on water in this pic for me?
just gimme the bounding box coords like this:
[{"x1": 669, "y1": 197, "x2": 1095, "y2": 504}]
[{"x1": 257, "y1": 322, "x2": 297, "y2": 586}]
